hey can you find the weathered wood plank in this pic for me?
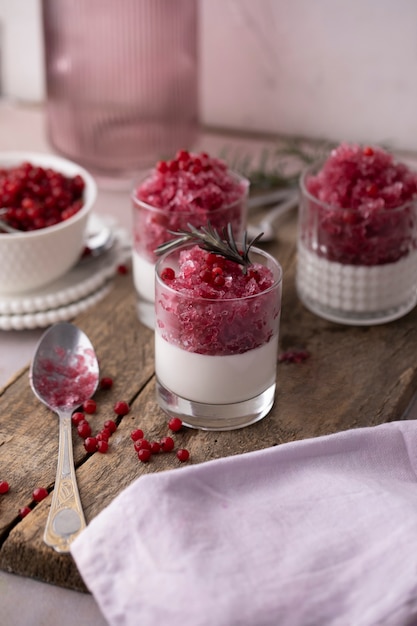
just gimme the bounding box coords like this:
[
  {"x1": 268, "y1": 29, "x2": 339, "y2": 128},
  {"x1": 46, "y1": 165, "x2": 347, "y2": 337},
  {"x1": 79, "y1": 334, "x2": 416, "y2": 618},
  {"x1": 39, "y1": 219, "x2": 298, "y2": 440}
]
[{"x1": 1, "y1": 211, "x2": 417, "y2": 591}]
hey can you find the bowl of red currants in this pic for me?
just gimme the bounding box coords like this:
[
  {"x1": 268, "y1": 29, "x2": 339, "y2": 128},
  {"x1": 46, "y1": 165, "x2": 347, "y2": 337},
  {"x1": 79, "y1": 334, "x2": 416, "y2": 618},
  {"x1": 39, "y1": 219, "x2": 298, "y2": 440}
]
[{"x1": 0, "y1": 152, "x2": 97, "y2": 295}]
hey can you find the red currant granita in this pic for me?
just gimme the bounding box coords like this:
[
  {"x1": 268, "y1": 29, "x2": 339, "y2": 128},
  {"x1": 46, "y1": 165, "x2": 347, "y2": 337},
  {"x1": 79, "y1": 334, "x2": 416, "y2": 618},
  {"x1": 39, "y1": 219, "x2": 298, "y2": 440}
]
[
  {"x1": 131, "y1": 150, "x2": 249, "y2": 328},
  {"x1": 155, "y1": 244, "x2": 282, "y2": 429},
  {"x1": 297, "y1": 143, "x2": 417, "y2": 323},
  {"x1": 33, "y1": 344, "x2": 98, "y2": 411},
  {"x1": 0, "y1": 161, "x2": 85, "y2": 232}
]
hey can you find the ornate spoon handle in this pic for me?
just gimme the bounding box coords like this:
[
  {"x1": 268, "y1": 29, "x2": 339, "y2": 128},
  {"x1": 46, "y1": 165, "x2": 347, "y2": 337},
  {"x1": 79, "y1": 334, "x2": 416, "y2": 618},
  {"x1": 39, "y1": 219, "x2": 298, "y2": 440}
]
[{"x1": 43, "y1": 411, "x2": 86, "y2": 552}]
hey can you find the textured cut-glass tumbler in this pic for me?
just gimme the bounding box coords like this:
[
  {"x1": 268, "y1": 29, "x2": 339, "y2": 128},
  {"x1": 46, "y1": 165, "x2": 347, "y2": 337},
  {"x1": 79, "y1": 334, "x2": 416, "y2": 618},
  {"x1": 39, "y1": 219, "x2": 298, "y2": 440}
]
[
  {"x1": 41, "y1": 0, "x2": 199, "y2": 186},
  {"x1": 297, "y1": 161, "x2": 417, "y2": 325}
]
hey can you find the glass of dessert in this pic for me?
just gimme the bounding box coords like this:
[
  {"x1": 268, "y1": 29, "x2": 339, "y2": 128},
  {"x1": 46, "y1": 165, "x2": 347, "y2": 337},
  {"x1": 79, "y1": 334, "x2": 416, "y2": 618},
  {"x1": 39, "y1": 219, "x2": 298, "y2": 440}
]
[
  {"x1": 131, "y1": 150, "x2": 249, "y2": 328},
  {"x1": 297, "y1": 143, "x2": 417, "y2": 325},
  {"x1": 154, "y1": 224, "x2": 283, "y2": 430}
]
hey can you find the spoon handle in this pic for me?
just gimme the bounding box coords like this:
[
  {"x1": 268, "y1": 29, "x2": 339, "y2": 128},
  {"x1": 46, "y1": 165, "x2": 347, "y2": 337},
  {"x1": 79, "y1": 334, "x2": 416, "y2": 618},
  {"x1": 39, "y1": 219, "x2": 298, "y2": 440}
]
[
  {"x1": 44, "y1": 412, "x2": 86, "y2": 552},
  {"x1": 0, "y1": 218, "x2": 21, "y2": 233}
]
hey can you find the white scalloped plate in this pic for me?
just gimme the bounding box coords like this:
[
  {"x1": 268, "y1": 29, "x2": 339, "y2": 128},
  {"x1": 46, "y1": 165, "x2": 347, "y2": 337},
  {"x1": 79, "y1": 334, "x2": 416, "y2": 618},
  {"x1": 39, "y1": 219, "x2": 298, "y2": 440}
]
[{"x1": 0, "y1": 215, "x2": 131, "y2": 330}]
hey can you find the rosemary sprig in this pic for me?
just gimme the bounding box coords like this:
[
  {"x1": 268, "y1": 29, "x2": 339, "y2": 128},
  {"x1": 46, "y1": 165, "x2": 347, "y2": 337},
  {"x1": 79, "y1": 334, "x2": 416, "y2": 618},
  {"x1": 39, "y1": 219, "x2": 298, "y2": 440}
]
[{"x1": 155, "y1": 222, "x2": 263, "y2": 273}]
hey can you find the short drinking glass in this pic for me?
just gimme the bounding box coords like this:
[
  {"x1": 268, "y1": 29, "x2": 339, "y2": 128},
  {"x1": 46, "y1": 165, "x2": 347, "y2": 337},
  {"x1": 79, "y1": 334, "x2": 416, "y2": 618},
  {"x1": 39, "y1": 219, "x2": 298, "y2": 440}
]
[
  {"x1": 155, "y1": 243, "x2": 282, "y2": 430},
  {"x1": 297, "y1": 151, "x2": 417, "y2": 325},
  {"x1": 132, "y1": 152, "x2": 249, "y2": 329}
]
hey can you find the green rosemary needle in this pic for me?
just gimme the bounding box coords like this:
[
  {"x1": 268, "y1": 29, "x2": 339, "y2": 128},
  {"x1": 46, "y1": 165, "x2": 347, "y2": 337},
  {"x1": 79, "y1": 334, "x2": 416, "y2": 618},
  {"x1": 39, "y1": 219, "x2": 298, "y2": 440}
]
[{"x1": 154, "y1": 222, "x2": 263, "y2": 273}]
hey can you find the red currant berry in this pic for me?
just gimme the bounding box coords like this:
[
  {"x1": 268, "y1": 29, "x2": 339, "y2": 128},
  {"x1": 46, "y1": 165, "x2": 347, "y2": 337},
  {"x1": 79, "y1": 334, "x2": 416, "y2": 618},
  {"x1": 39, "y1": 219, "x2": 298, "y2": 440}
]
[
  {"x1": 176, "y1": 449, "x2": 190, "y2": 462},
  {"x1": 191, "y1": 163, "x2": 202, "y2": 175},
  {"x1": 150, "y1": 441, "x2": 161, "y2": 454},
  {"x1": 113, "y1": 401, "x2": 130, "y2": 416},
  {"x1": 71, "y1": 411, "x2": 85, "y2": 425},
  {"x1": 160, "y1": 436, "x2": 175, "y2": 452},
  {"x1": 175, "y1": 149, "x2": 190, "y2": 162},
  {"x1": 117, "y1": 264, "x2": 128, "y2": 275},
  {"x1": 138, "y1": 448, "x2": 152, "y2": 462},
  {"x1": 83, "y1": 399, "x2": 97, "y2": 414},
  {"x1": 100, "y1": 376, "x2": 113, "y2": 390},
  {"x1": 248, "y1": 268, "x2": 260, "y2": 281},
  {"x1": 103, "y1": 419, "x2": 117, "y2": 433},
  {"x1": 168, "y1": 159, "x2": 179, "y2": 173},
  {"x1": 206, "y1": 253, "x2": 220, "y2": 266},
  {"x1": 0, "y1": 480, "x2": 10, "y2": 494},
  {"x1": 133, "y1": 438, "x2": 151, "y2": 452},
  {"x1": 97, "y1": 440, "x2": 109, "y2": 453},
  {"x1": 84, "y1": 437, "x2": 98, "y2": 453},
  {"x1": 168, "y1": 417, "x2": 182, "y2": 432},
  {"x1": 130, "y1": 428, "x2": 144, "y2": 441},
  {"x1": 366, "y1": 183, "x2": 379, "y2": 197},
  {"x1": 161, "y1": 267, "x2": 175, "y2": 281},
  {"x1": 156, "y1": 160, "x2": 168, "y2": 173},
  {"x1": 19, "y1": 506, "x2": 31, "y2": 518},
  {"x1": 33, "y1": 487, "x2": 48, "y2": 502},
  {"x1": 77, "y1": 420, "x2": 92, "y2": 438},
  {"x1": 99, "y1": 427, "x2": 113, "y2": 441},
  {"x1": 199, "y1": 269, "x2": 212, "y2": 283}
]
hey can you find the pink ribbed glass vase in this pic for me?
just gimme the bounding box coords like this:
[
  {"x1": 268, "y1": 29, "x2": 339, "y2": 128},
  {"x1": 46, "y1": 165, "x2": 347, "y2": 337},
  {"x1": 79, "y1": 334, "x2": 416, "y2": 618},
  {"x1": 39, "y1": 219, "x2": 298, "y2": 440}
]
[{"x1": 41, "y1": 0, "x2": 199, "y2": 187}]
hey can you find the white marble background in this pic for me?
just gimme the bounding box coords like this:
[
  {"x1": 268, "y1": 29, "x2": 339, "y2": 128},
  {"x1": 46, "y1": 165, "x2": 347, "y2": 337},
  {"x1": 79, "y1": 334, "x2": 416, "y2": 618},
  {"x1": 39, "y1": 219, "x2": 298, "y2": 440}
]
[{"x1": 1, "y1": 0, "x2": 417, "y2": 150}]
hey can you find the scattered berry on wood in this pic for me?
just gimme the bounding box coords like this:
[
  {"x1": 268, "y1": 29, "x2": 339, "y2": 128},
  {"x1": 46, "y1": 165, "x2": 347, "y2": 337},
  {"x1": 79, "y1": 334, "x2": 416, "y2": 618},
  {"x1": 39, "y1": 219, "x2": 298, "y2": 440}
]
[{"x1": 33, "y1": 487, "x2": 48, "y2": 502}]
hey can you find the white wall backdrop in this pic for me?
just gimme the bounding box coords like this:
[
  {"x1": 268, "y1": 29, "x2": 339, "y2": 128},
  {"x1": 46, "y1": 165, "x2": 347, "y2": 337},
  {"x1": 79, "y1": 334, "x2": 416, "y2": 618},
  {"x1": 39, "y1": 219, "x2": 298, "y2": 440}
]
[
  {"x1": 0, "y1": 0, "x2": 44, "y2": 101},
  {"x1": 1, "y1": 0, "x2": 417, "y2": 151}
]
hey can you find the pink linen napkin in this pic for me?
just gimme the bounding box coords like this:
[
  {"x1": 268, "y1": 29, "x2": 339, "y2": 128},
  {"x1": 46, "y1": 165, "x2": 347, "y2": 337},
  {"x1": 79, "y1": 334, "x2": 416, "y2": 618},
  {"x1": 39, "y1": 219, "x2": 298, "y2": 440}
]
[{"x1": 71, "y1": 420, "x2": 417, "y2": 626}]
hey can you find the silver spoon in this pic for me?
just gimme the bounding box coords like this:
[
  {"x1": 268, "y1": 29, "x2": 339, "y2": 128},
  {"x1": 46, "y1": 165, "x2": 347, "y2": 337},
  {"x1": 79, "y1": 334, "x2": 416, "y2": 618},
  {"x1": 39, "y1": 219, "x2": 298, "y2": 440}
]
[
  {"x1": 81, "y1": 223, "x2": 115, "y2": 260},
  {"x1": 247, "y1": 190, "x2": 299, "y2": 242},
  {"x1": 247, "y1": 187, "x2": 295, "y2": 211},
  {"x1": 29, "y1": 321, "x2": 99, "y2": 552},
  {"x1": 0, "y1": 208, "x2": 20, "y2": 233}
]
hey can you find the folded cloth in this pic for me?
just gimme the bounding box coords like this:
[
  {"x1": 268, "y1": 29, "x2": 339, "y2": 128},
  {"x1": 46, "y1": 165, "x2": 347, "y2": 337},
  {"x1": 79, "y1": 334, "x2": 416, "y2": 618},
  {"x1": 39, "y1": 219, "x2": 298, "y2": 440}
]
[{"x1": 71, "y1": 420, "x2": 417, "y2": 626}]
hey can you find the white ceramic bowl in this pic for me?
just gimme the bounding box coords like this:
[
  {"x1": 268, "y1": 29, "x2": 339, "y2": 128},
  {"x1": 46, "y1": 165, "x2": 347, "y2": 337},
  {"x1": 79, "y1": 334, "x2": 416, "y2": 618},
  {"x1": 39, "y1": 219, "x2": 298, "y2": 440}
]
[{"x1": 0, "y1": 152, "x2": 97, "y2": 295}]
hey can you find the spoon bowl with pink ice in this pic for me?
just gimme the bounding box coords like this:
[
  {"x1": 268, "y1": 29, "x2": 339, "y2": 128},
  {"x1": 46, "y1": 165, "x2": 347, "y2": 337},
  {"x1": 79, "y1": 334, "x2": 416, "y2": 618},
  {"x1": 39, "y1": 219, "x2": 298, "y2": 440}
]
[{"x1": 30, "y1": 321, "x2": 99, "y2": 552}]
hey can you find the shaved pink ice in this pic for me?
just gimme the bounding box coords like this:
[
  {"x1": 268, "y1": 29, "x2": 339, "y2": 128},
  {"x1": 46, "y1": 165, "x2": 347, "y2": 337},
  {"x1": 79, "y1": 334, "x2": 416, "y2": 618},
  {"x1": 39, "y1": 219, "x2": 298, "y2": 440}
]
[
  {"x1": 156, "y1": 245, "x2": 280, "y2": 356},
  {"x1": 34, "y1": 348, "x2": 97, "y2": 409},
  {"x1": 303, "y1": 143, "x2": 417, "y2": 265},
  {"x1": 132, "y1": 151, "x2": 248, "y2": 261}
]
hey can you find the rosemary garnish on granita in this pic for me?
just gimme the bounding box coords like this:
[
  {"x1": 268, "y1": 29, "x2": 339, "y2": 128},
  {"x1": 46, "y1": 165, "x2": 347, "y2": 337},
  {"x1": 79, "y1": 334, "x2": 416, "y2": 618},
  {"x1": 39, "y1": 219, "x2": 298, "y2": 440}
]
[{"x1": 154, "y1": 222, "x2": 263, "y2": 273}]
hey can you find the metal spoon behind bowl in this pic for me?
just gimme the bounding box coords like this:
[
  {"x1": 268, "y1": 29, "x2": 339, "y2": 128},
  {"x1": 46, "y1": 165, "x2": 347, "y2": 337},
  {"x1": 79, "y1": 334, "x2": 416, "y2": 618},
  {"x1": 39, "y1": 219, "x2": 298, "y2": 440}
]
[
  {"x1": 247, "y1": 190, "x2": 299, "y2": 242},
  {"x1": 0, "y1": 208, "x2": 20, "y2": 233},
  {"x1": 29, "y1": 321, "x2": 99, "y2": 552}
]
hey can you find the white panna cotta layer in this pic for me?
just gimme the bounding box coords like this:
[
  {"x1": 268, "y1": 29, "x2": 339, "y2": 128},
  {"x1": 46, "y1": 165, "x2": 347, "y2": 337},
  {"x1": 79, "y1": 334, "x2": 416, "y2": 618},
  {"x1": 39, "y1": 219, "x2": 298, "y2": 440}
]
[
  {"x1": 133, "y1": 250, "x2": 156, "y2": 302},
  {"x1": 155, "y1": 331, "x2": 278, "y2": 404},
  {"x1": 297, "y1": 242, "x2": 417, "y2": 314}
]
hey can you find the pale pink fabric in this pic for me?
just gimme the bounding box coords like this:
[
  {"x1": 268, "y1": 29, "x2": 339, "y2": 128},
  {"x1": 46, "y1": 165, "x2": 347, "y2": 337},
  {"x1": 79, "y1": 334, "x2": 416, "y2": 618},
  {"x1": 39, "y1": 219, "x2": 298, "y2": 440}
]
[{"x1": 71, "y1": 420, "x2": 417, "y2": 626}]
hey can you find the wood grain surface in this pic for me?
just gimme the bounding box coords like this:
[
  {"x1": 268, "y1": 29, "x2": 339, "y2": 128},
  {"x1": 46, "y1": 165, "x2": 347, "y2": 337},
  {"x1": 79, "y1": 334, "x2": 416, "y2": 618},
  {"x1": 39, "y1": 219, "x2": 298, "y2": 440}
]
[{"x1": 1, "y1": 207, "x2": 417, "y2": 592}]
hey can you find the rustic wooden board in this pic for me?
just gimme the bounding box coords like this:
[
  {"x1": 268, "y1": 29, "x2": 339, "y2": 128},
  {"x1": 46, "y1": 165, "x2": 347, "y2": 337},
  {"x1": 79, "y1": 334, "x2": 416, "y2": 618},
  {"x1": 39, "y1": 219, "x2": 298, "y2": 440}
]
[{"x1": 1, "y1": 209, "x2": 417, "y2": 592}]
